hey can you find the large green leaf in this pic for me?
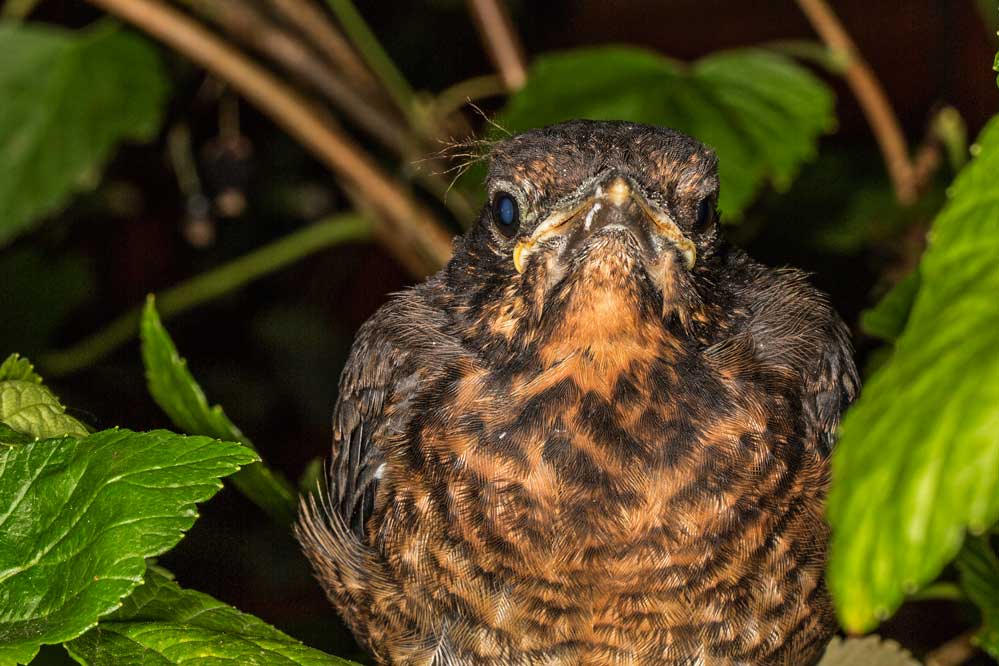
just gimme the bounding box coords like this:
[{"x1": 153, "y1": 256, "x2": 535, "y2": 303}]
[
  {"x1": 827, "y1": 117, "x2": 999, "y2": 632},
  {"x1": 66, "y1": 569, "x2": 360, "y2": 665},
  {"x1": 956, "y1": 537, "x2": 999, "y2": 657},
  {"x1": 0, "y1": 20, "x2": 167, "y2": 245},
  {"x1": 0, "y1": 429, "x2": 256, "y2": 665},
  {"x1": 0, "y1": 354, "x2": 87, "y2": 438},
  {"x1": 496, "y1": 47, "x2": 834, "y2": 217},
  {"x1": 140, "y1": 298, "x2": 298, "y2": 524}
]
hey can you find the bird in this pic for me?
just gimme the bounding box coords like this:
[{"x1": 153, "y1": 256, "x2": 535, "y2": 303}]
[{"x1": 296, "y1": 120, "x2": 859, "y2": 666}]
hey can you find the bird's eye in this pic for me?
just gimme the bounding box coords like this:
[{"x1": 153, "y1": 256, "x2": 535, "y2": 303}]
[
  {"x1": 491, "y1": 192, "x2": 520, "y2": 238},
  {"x1": 694, "y1": 197, "x2": 715, "y2": 232}
]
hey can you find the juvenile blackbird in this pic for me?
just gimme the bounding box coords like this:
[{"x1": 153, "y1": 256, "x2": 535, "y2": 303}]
[{"x1": 297, "y1": 120, "x2": 859, "y2": 666}]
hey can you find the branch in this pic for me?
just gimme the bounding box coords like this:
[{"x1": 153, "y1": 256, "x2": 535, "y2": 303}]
[
  {"x1": 181, "y1": 0, "x2": 414, "y2": 156},
  {"x1": 181, "y1": 0, "x2": 475, "y2": 224},
  {"x1": 0, "y1": 0, "x2": 39, "y2": 19},
  {"x1": 466, "y1": 0, "x2": 527, "y2": 91},
  {"x1": 41, "y1": 215, "x2": 371, "y2": 376},
  {"x1": 86, "y1": 0, "x2": 452, "y2": 277},
  {"x1": 433, "y1": 73, "x2": 507, "y2": 124},
  {"x1": 923, "y1": 630, "x2": 978, "y2": 666},
  {"x1": 265, "y1": 0, "x2": 382, "y2": 96},
  {"x1": 795, "y1": 0, "x2": 920, "y2": 204},
  {"x1": 325, "y1": 0, "x2": 416, "y2": 120}
]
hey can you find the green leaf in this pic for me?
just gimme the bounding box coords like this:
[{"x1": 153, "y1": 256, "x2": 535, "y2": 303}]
[
  {"x1": 0, "y1": 354, "x2": 42, "y2": 383},
  {"x1": 497, "y1": 47, "x2": 834, "y2": 217},
  {"x1": 140, "y1": 297, "x2": 298, "y2": 525},
  {"x1": 859, "y1": 271, "x2": 921, "y2": 342},
  {"x1": 0, "y1": 20, "x2": 168, "y2": 245},
  {"x1": 0, "y1": 423, "x2": 32, "y2": 445},
  {"x1": 0, "y1": 376, "x2": 87, "y2": 439},
  {"x1": 827, "y1": 117, "x2": 999, "y2": 632},
  {"x1": 956, "y1": 536, "x2": 999, "y2": 657},
  {"x1": 65, "y1": 569, "x2": 360, "y2": 665},
  {"x1": 0, "y1": 248, "x2": 96, "y2": 357},
  {"x1": 0, "y1": 429, "x2": 256, "y2": 665}
]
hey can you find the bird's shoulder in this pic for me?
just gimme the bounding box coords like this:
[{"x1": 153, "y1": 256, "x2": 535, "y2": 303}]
[{"x1": 708, "y1": 246, "x2": 860, "y2": 451}]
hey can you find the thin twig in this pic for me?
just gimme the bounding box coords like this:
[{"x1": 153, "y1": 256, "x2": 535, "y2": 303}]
[
  {"x1": 908, "y1": 581, "x2": 965, "y2": 602},
  {"x1": 41, "y1": 215, "x2": 372, "y2": 376},
  {"x1": 187, "y1": 0, "x2": 475, "y2": 223},
  {"x1": 0, "y1": 0, "x2": 40, "y2": 19},
  {"x1": 795, "y1": 0, "x2": 919, "y2": 204},
  {"x1": 433, "y1": 74, "x2": 507, "y2": 125},
  {"x1": 86, "y1": 0, "x2": 453, "y2": 277},
  {"x1": 923, "y1": 630, "x2": 978, "y2": 666},
  {"x1": 466, "y1": 0, "x2": 527, "y2": 91},
  {"x1": 325, "y1": 0, "x2": 416, "y2": 121},
  {"x1": 265, "y1": 0, "x2": 381, "y2": 95},
  {"x1": 182, "y1": 0, "x2": 414, "y2": 156}
]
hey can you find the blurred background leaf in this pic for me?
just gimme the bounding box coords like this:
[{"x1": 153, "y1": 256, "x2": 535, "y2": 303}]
[
  {"x1": 957, "y1": 536, "x2": 999, "y2": 657},
  {"x1": 0, "y1": 19, "x2": 167, "y2": 245},
  {"x1": 494, "y1": 46, "x2": 834, "y2": 217}
]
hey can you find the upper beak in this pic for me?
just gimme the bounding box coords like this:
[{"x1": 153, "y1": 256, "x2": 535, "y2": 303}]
[{"x1": 513, "y1": 175, "x2": 696, "y2": 273}]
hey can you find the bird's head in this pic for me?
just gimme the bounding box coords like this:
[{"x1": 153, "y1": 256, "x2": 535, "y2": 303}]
[{"x1": 445, "y1": 120, "x2": 725, "y2": 357}]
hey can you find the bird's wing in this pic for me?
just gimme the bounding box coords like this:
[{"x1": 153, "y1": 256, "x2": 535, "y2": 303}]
[
  {"x1": 325, "y1": 309, "x2": 417, "y2": 539},
  {"x1": 804, "y1": 310, "x2": 859, "y2": 454},
  {"x1": 735, "y1": 265, "x2": 860, "y2": 454}
]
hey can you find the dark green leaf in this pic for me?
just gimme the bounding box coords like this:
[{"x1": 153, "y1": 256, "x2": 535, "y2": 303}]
[
  {"x1": 0, "y1": 422, "x2": 32, "y2": 445},
  {"x1": 0, "y1": 429, "x2": 256, "y2": 665},
  {"x1": 497, "y1": 47, "x2": 834, "y2": 217},
  {"x1": 0, "y1": 354, "x2": 43, "y2": 383},
  {"x1": 860, "y1": 271, "x2": 921, "y2": 342},
  {"x1": 0, "y1": 20, "x2": 167, "y2": 244},
  {"x1": 828, "y1": 117, "x2": 999, "y2": 632},
  {"x1": 957, "y1": 537, "x2": 999, "y2": 657},
  {"x1": 0, "y1": 248, "x2": 95, "y2": 357},
  {"x1": 140, "y1": 297, "x2": 297, "y2": 525},
  {"x1": 65, "y1": 569, "x2": 360, "y2": 665}
]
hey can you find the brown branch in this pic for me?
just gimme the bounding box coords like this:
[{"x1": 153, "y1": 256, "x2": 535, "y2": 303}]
[
  {"x1": 265, "y1": 0, "x2": 381, "y2": 95},
  {"x1": 795, "y1": 0, "x2": 920, "y2": 204},
  {"x1": 182, "y1": 0, "x2": 476, "y2": 225},
  {"x1": 87, "y1": 0, "x2": 451, "y2": 276},
  {"x1": 923, "y1": 630, "x2": 978, "y2": 666},
  {"x1": 182, "y1": 0, "x2": 413, "y2": 156},
  {"x1": 466, "y1": 0, "x2": 527, "y2": 91}
]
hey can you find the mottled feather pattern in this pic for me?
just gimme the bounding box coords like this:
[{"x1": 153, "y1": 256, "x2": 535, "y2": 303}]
[{"x1": 297, "y1": 121, "x2": 858, "y2": 666}]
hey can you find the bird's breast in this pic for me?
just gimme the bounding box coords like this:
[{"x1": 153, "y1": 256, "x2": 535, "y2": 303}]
[{"x1": 374, "y1": 323, "x2": 830, "y2": 664}]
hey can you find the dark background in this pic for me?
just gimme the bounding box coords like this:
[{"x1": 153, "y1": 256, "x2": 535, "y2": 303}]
[{"x1": 7, "y1": 1, "x2": 997, "y2": 662}]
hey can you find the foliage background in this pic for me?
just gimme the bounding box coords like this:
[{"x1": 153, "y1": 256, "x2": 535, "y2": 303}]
[{"x1": 1, "y1": 1, "x2": 997, "y2": 664}]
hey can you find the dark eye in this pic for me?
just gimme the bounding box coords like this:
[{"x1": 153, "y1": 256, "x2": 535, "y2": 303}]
[
  {"x1": 491, "y1": 192, "x2": 520, "y2": 238},
  {"x1": 694, "y1": 197, "x2": 715, "y2": 232}
]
